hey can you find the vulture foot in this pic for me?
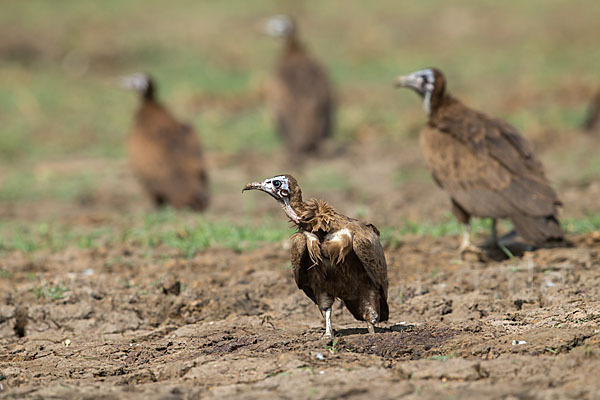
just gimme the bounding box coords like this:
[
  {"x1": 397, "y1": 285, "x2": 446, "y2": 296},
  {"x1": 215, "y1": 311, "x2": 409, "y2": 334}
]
[
  {"x1": 367, "y1": 323, "x2": 375, "y2": 334},
  {"x1": 458, "y1": 223, "x2": 484, "y2": 259},
  {"x1": 458, "y1": 242, "x2": 483, "y2": 256}
]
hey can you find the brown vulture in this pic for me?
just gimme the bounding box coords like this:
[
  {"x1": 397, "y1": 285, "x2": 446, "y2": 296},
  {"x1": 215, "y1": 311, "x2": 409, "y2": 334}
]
[
  {"x1": 265, "y1": 15, "x2": 335, "y2": 157},
  {"x1": 121, "y1": 73, "x2": 209, "y2": 211},
  {"x1": 583, "y1": 89, "x2": 600, "y2": 132},
  {"x1": 243, "y1": 175, "x2": 388, "y2": 336},
  {"x1": 394, "y1": 68, "x2": 564, "y2": 253}
]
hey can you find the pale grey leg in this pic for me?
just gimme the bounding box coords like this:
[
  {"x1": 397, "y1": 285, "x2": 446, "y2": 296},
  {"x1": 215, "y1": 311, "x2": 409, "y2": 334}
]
[
  {"x1": 458, "y1": 223, "x2": 482, "y2": 255},
  {"x1": 367, "y1": 322, "x2": 375, "y2": 334},
  {"x1": 324, "y1": 308, "x2": 333, "y2": 337}
]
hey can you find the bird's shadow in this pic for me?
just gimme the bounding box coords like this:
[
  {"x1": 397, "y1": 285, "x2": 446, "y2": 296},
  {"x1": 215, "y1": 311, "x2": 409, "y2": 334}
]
[
  {"x1": 479, "y1": 231, "x2": 572, "y2": 262},
  {"x1": 334, "y1": 324, "x2": 416, "y2": 337}
]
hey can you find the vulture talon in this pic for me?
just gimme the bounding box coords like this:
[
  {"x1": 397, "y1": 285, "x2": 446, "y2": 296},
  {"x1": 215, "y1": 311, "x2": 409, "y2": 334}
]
[
  {"x1": 395, "y1": 68, "x2": 564, "y2": 248},
  {"x1": 243, "y1": 175, "x2": 389, "y2": 336},
  {"x1": 458, "y1": 243, "x2": 484, "y2": 257}
]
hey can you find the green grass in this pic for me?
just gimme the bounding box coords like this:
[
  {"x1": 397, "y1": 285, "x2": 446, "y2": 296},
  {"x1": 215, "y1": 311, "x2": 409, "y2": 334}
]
[
  {"x1": 33, "y1": 284, "x2": 67, "y2": 300},
  {"x1": 1, "y1": 210, "x2": 599, "y2": 257},
  {"x1": 1, "y1": 0, "x2": 599, "y2": 165},
  {"x1": 1, "y1": 0, "x2": 600, "y2": 257},
  {"x1": 0, "y1": 209, "x2": 292, "y2": 257}
]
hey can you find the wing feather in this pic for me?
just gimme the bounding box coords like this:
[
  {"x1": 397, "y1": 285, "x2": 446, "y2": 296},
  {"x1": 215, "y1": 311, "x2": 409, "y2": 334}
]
[
  {"x1": 290, "y1": 233, "x2": 317, "y2": 304},
  {"x1": 351, "y1": 223, "x2": 388, "y2": 296},
  {"x1": 423, "y1": 100, "x2": 560, "y2": 219}
]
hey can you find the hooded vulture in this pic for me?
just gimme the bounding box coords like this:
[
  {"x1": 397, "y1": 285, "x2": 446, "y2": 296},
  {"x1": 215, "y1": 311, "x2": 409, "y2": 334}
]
[
  {"x1": 121, "y1": 73, "x2": 209, "y2": 211},
  {"x1": 265, "y1": 15, "x2": 335, "y2": 157},
  {"x1": 583, "y1": 89, "x2": 600, "y2": 132},
  {"x1": 394, "y1": 68, "x2": 564, "y2": 253},
  {"x1": 243, "y1": 175, "x2": 388, "y2": 336}
]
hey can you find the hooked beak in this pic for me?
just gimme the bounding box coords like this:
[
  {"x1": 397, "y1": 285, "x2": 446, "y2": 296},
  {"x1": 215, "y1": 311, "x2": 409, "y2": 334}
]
[
  {"x1": 394, "y1": 73, "x2": 423, "y2": 91},
  {"x1": 119, "y1": 76, "x2": 134, "y2": 89},
  {"x1": 242, "y1": 181, "x2": 269, "y2": 194}
]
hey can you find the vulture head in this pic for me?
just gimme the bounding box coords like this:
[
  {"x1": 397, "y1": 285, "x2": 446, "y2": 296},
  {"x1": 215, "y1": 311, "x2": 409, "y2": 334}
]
[
  {"x1": 394, "y1": 68, "x2": 446, "y2": 115},
  {"x1": 243, "y1": 174, "x2": 303, "y2": 223},
  {"x1": 121, "y1": 72, "x2": 155, "y2": 101},
  {"x1": 265, "y1": 14, "x2": 296, "y2": 38}
]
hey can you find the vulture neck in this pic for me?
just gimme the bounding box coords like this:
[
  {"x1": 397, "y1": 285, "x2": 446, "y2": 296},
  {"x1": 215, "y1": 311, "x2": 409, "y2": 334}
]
[
  {"x1": 286, "y1": 189, "x2": 306, "y2": 225},
  {"x1": 428, "y1": 95, "x2": 459, "y2": 122},
  {"x1": 297, "y1": 198, "x2": 343, "y2": 235},
  {"x1": 141, "y1": 82, "x2": 156, "y2": 103},
  {"x1": 283, "y1": 35, "x2": 304, "y2": 55}
]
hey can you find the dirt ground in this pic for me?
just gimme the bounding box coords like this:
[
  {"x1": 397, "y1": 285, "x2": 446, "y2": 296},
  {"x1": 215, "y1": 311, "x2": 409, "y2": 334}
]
[{"x1": 1, "y1": 136, "x2": 600, "y2": 400}]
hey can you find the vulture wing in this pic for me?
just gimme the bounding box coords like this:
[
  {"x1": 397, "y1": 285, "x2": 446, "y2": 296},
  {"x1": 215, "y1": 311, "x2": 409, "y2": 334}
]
[
  {"x1": 290, "y1": 232, "x2": 317, "y2": 304},
  {"x1": 351, "y1": 223, "x2": 388, "y2": 295},
  {"x1": 425, "y1": 102, "x2": 560, "y2": 219},
  {"x1": 129, "y1": 103, "x2": 209, "y2": 210},
  {"x1": 270, "y1": 51, "x2": 333, "y2": 152}
]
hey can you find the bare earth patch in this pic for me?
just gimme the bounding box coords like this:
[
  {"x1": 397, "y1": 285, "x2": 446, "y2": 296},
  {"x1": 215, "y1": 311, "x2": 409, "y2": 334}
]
[{"x1": 1, "y1": 234, "x2": 599, "y2": 399}]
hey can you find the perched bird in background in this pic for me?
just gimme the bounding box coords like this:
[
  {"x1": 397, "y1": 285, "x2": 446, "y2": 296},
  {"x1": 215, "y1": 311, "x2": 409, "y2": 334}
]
[
  {"x1": 243, "y1": 175, "x2": 388, "y2": 337},
  {"x1": 121, "y1": 73, "x2": 209, "y2": 211},
  {"x1": 394, "y1": 68, "x2": 564, "y2": 254},
  {"x1": 583, "y1": 89, "x2": 600, "y2": 132},
  {"x1": 265, "y1": 15, "x2": 335, "y2": 157}
]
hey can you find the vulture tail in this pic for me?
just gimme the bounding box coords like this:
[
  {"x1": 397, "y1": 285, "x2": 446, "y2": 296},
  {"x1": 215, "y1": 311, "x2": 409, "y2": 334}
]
[{"x1": 510, "y1": 214, "x2": 564, "y2": 245}]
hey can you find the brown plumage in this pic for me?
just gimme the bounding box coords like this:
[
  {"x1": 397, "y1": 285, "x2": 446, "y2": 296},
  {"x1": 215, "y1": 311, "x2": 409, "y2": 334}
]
[
  {"x1": 395, "y1": 68, "x2": 564, "y2": 252},
  {"x1": 243, "y1": 175, "x2": 388, "y2": 336},
  {"x1": 583, "y1": 89, "x2": 600, "y2": 132},
  {"x1": 122, "y1": 73, "x2": 209, "y2": 211},
  {"x1": 265, "y1": 15, "x2": 334, "y2": 156}
]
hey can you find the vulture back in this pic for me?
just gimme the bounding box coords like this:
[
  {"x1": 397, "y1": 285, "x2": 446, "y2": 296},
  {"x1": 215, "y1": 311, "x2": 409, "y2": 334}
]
[
  {"x1": 268, "y1": 29, "x2": 334, "y2": 156},
  {"x1": 127, "y1": 81, "x2": 209, "y2": 211}
]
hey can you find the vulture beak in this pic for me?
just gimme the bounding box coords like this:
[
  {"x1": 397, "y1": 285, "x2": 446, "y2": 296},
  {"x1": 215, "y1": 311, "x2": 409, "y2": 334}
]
[
  {"x1": 242, "y1": 181, "x2": 266, "y2": 194},
  {"x1": 394, "y1": 73, "x2": 423, "y2": 91},
  {"x1": 119, "y1": 75, "x2": 136, "y2": 90}
]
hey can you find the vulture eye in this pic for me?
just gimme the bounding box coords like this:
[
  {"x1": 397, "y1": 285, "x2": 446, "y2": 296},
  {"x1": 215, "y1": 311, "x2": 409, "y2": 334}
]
[{"x1": 272, "y1": 180, "x2": 282, "y2": 188}]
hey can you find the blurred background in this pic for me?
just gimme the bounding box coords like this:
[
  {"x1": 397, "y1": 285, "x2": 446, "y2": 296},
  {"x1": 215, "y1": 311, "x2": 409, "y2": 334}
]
[{"x1": 1, "y1": 0, "x2": 600, "y2": 254}]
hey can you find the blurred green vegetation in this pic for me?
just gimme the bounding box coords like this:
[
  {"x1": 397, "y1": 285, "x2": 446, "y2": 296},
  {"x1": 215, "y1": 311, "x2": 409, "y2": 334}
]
[
  {"x1": 1, "y1": 0, "x2": 600, "y2": 253},
  {"x1": 2, "y1": 0, "x2": 600, "y2": 163},
  {"x1": 1, "y1": 208, "x2": 598, "y2": 256}
]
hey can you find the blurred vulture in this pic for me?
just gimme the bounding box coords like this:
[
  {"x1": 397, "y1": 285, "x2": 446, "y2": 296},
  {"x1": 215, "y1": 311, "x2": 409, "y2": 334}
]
[
  {"x1": 583, "y1": 89, "x2": 600, "y2": 132},
  {"x1": 121, "y1": 73, "x2": 209, "y2": 211},
  {"x1": 243, "y1": 175, "x2": 388, "y2": 336},
  {"x1": 395, "y1": 68, "x2": 564, "y2": 253},
  {"x1": 265, "y1": 15, "x2": 335, "y2": 157}
]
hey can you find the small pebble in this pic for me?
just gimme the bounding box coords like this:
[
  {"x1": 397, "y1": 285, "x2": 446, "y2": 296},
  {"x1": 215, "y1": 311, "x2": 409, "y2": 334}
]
[
  {"x1": 315, "y1": 352, "x2": 324, "y2": 361},
  {"x1": 511, "y1": 340, "x2": 527, "y2": 345}
]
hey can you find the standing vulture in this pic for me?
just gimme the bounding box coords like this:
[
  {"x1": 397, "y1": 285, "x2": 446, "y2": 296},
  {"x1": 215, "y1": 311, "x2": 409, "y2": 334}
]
[
  {"x1": 121, "y1": 73, "x2": 209, "y2": 211},
  {"x1": 583, "y1": 89, "x2": 600, "y2": 132},
  {"x1": 243, "y1": 175, "x2": 388, "y2": 336},
  {"x1": 394, "y1": 68, "x2": 564, "y2": 253},
  {"x1": 265, "y1": 15, "x2": 335, "y2": 157}
]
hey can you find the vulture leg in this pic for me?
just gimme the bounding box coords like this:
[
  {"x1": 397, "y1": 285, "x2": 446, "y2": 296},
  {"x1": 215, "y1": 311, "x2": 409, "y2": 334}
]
[
  {"x1": 367, "y1": 322, "x2": 375, "y2": 334},
  {"x1": 458, "y1": 223, "x2": 483, "y2": 256},
  {"x1": 491, "y1": 219, "x2": 498, "y2": 246},
  {"x1": 324, "y1": 308, "x2": 333, "y2": 337},
  {"x1": 318, "y1": 292, "x2": 335, "y2": 337},
  {"x1": 451, "y1": 199, "x2": 481, "y2": 255}
]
